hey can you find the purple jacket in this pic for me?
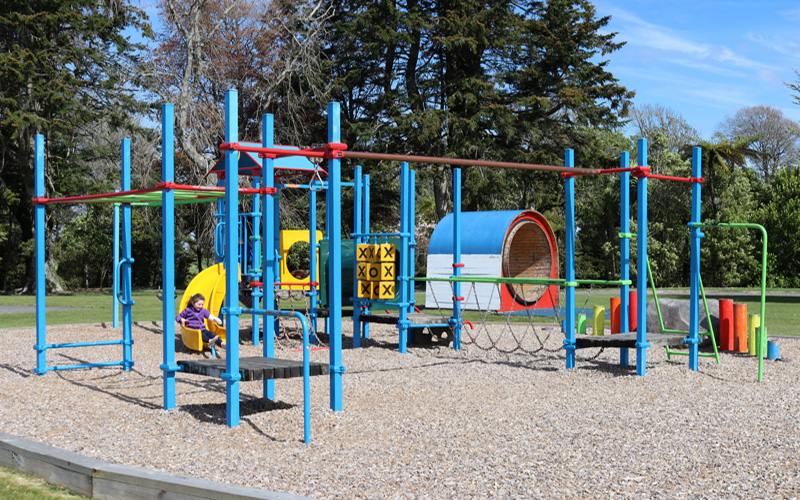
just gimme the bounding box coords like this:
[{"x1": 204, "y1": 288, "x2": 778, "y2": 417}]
[{"x1": 176, "y1": 306, "x2": 210, "y2": 330}]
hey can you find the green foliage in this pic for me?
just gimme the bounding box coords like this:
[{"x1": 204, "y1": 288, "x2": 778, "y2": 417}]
[
  {"x1": 0, "y1": 466, "x2": 86, "y2": 500},
  {"x1": 0, "y1": 0, "x2": 151, "y2": 291},
  {"x1": 757, "y1": 166, "x2": 800, "y2": 287}
]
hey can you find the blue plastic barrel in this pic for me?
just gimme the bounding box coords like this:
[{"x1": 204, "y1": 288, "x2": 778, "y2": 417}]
[{"x1": 767, "y1": 340, "x2": 780, "y2": 360}]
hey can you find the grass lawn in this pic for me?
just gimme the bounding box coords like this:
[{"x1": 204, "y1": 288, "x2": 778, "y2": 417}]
[
  {"x1": 0, "y1": 467, "x2": 86, "y2": 500},
  {"x1": 1, "y1": 287, "x2": 798, "y2": 336}
]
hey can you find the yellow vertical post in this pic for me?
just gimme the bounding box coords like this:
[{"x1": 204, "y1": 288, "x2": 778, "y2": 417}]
[
  {"x1": 593, "y1": 306, "x2": 605, "y2": 336},
  {"x1": 748, "y1": 314, "x2": 760, "y2": 356}
]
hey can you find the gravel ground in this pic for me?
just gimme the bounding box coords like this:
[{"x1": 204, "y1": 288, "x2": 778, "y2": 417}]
[{"x1": 1, "y1": 318, "x2": 799, "y2": 499}]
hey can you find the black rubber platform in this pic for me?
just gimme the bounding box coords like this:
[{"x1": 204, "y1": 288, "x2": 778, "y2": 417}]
[
  {"x1": 177, "y1": 356, "x2": 329, "y2": 381},
  {"x1": 573, "y1": 332, "x2": 688, "y2": 349},
  {"x1": 358, "y1": 312, "x2": 448, "y2": 325}
]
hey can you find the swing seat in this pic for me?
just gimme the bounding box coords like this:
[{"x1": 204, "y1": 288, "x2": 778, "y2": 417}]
[{"x1": 180, "y1": 321, "x2": 227, "y2": 354}]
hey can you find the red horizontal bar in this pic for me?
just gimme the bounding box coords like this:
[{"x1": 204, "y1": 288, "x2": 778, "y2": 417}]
[
  {"x1": 452, "y1": 263, "x2": 465, "y2": 268},
  {"x1": 249, "y1": 281, "x2": 263, "y2": 287},
  {"x1": 220, "y1": 142, "x2": 347, "y2": 160},
  {"x1": 645, "y1": 173, "x2": 705, "y2": 183},
  {"x1": 452, "y1": 296, "x2": 465, "y2": 302},
  {"x1": 275, "y1": 282, "x2": 319, "y2": 288}
]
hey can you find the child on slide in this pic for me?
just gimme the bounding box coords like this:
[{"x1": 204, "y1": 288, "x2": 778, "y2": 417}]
[{"x1": 176, "y1": 293, "x2": 226, "y2": 351}]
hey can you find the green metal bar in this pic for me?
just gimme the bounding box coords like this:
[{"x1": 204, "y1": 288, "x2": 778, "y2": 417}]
[
  {"x1": 698, "y1": 274, "x2": 720, "y2": 364},
  {"x1": 692, "y1": 222, "x2": 768, "y2": 380},
  {"x1": 412, "y1": 276, "x2": 631, "y2": 286}
]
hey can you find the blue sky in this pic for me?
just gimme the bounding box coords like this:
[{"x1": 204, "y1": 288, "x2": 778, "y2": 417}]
[{"x1": 594, "y1": 0, "x2": 800, "y2": 138}]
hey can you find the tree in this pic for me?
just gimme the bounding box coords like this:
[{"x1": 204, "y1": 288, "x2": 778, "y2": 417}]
[
  {"x1": 0, "y1": 0, "x2": 151, "y2": 291},
  {"x1": 757, "y1": 165, "x2": 800, "y2": 287},
  {"x1": 719, "y1": 105, "x2": 800, "y2": 183},
  {"x1": 326, "y1": 0, "x2": 634, "y2": 223},
  {"x1": 630, "y1": 104, "x2": 700, "y2": 162}
]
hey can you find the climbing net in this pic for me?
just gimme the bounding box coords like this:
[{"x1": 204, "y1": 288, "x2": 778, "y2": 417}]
[
  {"x1": 423, "y1": 277, "x2": 566, "y2": 355},
  {"x1": 421, "y1": 276, "x2": 608, "y2": 360}
]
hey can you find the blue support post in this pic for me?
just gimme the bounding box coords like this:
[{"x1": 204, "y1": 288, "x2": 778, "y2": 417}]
[
  {"x1": 688, "y1": 147, "x2": 703, "y2": 371},
  {"x1": 160, "y1": 105, "x2": 177, "y2": 408},
  {"x1": 113, "y1": 199, "x2": 120, "y2": 328},
  {"x1": 564, "y1": 150, "x2": 577, "y2": 369},
  {"x1": 121, "y1": 139, "x2": 134, "y2": 371},
  {"x1": 452, "y1": 168, "x2": 462, "y2": 350},
  {"x1": 398, "y1": 162, "x2": 410, "y2": 353},
  {"x1": 619, "y1": 152, "x2": 630, "y2": 367},
  {"x1": 409, "y1": 169, "x2": 417, "y2": 312},
  {"x1": 352, "y1": 166, "x2": 362, "y2": 348},
  {"x1": 362, "y1": 174, "x2": 370, "y2": 340},
  {"x1": 34, "y1": 135, "x2": 46, "y2": 375},
  {"x1": 635, "y1": 139, "x2": 650, "y2": 376},
  {"x1": 223, "y1": 90, "x2": 242, "y2": 427},
  {"x1": 309, "y1": 184, "x2": 318, "y2": 342},
  {"x1": 326, "y1": 102, "x2": 344, "y2": 411},
  {"x1": 252, "y1": 174, "x2": 262, "y2": 347},
  {"x1": 261, "y1": 113, "x2": 276, "y2": 400}
]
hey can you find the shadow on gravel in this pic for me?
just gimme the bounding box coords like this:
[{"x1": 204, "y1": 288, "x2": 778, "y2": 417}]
[
  {"x1": 0, "y1": 363, "x2": 32, "y2": 378},
  {"x1": 180, "y1": 396, "x2": 295, "y2": 425}
]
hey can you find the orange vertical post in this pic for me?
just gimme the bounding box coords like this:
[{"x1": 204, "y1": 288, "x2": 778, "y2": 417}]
[
  {"x1": 733, "y1": 303, "x2": 748, "y2": 353},
  {"x1": 629, "y1": 291, "x2": 638, "y2": 333},
  {"x1": 719, "y1": 299, "x2": 734, "y2": 351},
  {"x1": 610, "y1": 297, "x2": 621, "y2": 335}
]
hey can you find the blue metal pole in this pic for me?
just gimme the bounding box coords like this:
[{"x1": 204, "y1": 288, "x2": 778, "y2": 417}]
[
  {"x1": 398, "y1": 161, "x2": 410, "y2": 353},
  {"x1": 160, "y1": 105, "x2": 176, "y2": 408},
  {"x1": 636, "y1": 138, "x2": 650, "y2": 376},
  {"x1": 121, "y1": 138, "x2": 134, "y2": 371},
  {"x1": 564, "y1": 150, "x2": 576, "y2": 369},
  {"x1": 252, "y1": 174, "x2": 262, "y2": 347},
  {"x1": 452, "y1": 168, "x2": 462, "y2": 350},
  {"x1": 262, "y1": 113, "x2": 276, "y2": 400},
  {"x1": 326, "y1": 102, "x2": 344, "y2": 411},
  {"x1": 309, "y1": 184, "x2": 318, "y2": 343},
  {"x1": 113, "y1": 199, "x2": 120, "y2": 329},
  {"x1": 620, "y1": 151, "x2": 630, "y2": 367},
  {"x1": 409, "y1": 169, "x2": 417, "y2": 313},
  {"x1": 363, "y1": 174, "x2": 371, "y2": 340},
  {"x1": 352, "y1": 165, "x2": 362, "y2": 348},
  {"x1": 34, "y1": 135, "x2": 46, "y2": 375},
  {"x1": 223, "y1": 89, "x2": 241, "y2": 427},
  {"x1": 688, "y1": 147, "x2": 703, "y2": 371}
]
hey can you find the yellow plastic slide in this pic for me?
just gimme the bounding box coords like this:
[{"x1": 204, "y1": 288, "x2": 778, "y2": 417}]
[{"x1": 177, "y1": 263, "x2": 240, "y2": 353}]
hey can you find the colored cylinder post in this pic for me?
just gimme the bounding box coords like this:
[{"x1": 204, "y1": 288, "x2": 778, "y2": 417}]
[
  {"x1": 610, "y1": 297, "x2": 620, "y2": 335},
  {"x1": 767, "y1": 340, "x2": 779, "y2": 360},
  {"x1": 719, "y1": 299, "x2": 734, "y2": 351},
  {"x1": 593, "y1": 306, "x2": 605, "y2": 335},
  {"x1": 733, "y1": 303, "x2": 747, "y2": 353},
  {"x1": 629, "y1": 291, "x2": 638, "y2": 332},
  {"x1": 577, "y1": 314, "x2": 587, "y2": 335},
  {"x1": 748, "y1": 314, "x2": 760, "y2": 356}
]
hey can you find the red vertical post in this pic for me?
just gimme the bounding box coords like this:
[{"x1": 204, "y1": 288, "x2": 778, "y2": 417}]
[
  {"x1": 734, "y1": 303, "x2": 748, "y2": 353},
  {"x1": 629, "y1": 291, "x2": 638, "y2": 333},
  {"x1": 610, "y1": 297, "x2": 621, "y2": 334},
  {"x1": 719, "y1": 299, "x2": 734, "y2": 351}
]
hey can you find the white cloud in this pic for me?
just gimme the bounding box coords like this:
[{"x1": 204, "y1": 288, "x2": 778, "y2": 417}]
[{"x1": 604, "y1": 6, "x2": 779, "y2": 75}]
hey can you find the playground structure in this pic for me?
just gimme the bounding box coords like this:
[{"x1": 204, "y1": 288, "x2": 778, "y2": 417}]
[{"x1": 32, "y1": 89, "x2": 771, "y2": 443}]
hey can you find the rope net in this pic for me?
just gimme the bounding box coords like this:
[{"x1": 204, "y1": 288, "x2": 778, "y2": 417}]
[{"x1": 425, "y1": 278, "x2": 605, "y2": 360}]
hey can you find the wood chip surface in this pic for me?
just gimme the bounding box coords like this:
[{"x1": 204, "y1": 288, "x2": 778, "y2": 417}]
[{"x1": 2, "y1": 318, "x2": 799, "y2": 499}]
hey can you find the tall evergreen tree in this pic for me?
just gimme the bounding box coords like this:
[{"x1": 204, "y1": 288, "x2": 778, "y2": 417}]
[
  {"x1": 325, "y1": 0, "x2": 633, "y2": 224},
  {"x1": 0, "y1": 0, "x2": 151, "y2": 291}
]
